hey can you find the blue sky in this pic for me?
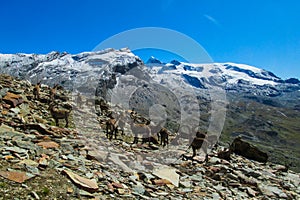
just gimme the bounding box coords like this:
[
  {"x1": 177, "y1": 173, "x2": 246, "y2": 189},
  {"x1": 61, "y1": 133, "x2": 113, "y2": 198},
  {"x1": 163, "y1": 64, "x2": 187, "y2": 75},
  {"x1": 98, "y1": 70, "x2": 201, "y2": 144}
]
[{"x1": 0, "y1": 0, "x2": 299, "y2": 79}]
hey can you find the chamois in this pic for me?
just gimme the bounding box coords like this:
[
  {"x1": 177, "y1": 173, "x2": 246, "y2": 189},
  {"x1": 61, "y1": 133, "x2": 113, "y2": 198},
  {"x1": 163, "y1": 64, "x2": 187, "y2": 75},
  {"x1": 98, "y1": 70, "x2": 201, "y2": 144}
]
[
  {"x1": 33, "y1": 81, "x2": 41, "y2": 100},
  {"x1": 157, "y1": 127, "x2": 169, "y2": 147},
  {"x1": 48, "y1": 103, "x2": 72, "y2": 127}
]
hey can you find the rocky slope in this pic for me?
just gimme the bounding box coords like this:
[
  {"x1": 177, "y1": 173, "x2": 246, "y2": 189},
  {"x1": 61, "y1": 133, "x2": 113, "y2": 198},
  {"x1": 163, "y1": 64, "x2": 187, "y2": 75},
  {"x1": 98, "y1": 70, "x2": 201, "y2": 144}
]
[{"x1": 0, "y1": 74, "x2": 300, "y2": 199}]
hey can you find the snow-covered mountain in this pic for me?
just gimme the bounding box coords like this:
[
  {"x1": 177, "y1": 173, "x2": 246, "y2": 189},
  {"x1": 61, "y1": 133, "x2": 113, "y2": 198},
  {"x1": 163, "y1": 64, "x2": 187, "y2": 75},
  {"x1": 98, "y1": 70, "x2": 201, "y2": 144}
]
[
  {"x1": 147, "y1": 57, "x2": 299, "y2": 97},
  {"x1": 0, "y1": 48, "x2": 142, "y2": 91},
  {"x1": 0, "y1": 49, "x2": 299, "y2": 98}
]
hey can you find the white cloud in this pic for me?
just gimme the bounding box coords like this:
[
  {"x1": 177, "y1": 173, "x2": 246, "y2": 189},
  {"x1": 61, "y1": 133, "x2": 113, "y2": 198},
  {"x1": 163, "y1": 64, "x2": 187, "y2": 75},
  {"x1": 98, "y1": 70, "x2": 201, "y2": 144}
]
[{"x1": 204, "y1": 14, "x2": 221, "y2": 27}]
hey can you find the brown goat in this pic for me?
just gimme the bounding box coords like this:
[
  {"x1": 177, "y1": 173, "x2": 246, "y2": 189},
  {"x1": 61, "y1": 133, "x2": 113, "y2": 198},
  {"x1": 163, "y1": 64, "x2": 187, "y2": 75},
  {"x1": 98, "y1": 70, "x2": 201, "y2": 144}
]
[
  {"x1": 49, "y1": 84, "x2": 58, "y2": 101},
  {"x1": 95, "y1": 98, "x2": 110, "y2": 115},
  {"x1": 206, "y1": 134, "x2": 219, "y2": 148},
  {"x1": 33, "y1": 81, "x2": 41, "y2": 100},
  {"x1": 157, "y1": 128, "x2": 169, "y2": 147},
  {"x1": 196, "y1": 131, "x2": 218, "y2": 148},
  {"x1": 106, "y1": 117, "x2": 118, "y2": 140},
  {"x1": 188, "y1": 135, "x2": 209, "y2": 158},
  {"x1": 49, "y1": 103, "x2": 72, "y2": 127},
  {"x1": 76, "y1": 93, "x2": 84, "y2": 108},
  {"x1": 130, "y1": 120, "x2": 151, "y2": 145}
]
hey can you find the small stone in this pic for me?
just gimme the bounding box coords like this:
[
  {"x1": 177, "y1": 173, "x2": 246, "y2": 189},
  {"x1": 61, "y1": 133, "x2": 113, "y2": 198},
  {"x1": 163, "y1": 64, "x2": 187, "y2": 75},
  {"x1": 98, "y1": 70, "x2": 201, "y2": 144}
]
[
  {"x1": 228, "y1": 181, "x2": 241, "y2": 188},
  {"x1": 211, "y1": 173, "x2": 222, "y2": 181},
  {"x1": 10, "y1": 107, "x2": 20, "y2": 114},
  {"x1": 246, "y1": 187, "x2": 258, "y2": 197},
  {"x1": 0, "y1": 170, "x2": 33, "y2": 183},
  {"x1": 155, "y1": 191, "x2": 169, "y2": 196},
  {"x1": 86, "y1": 150, "x2": 108, "y2": 161},
  {"x1": 30, "y1": 191, "x2": 40, "y2": 200},
  {"x1": 67, "y1": 154, "x2": 75, "y2": 161},
  {"x1": 0, "y1": 124, "x2": 15, "y2": 133},
  {"x1": 190, "y1": 174, "x2": 203, "y2": 182},
  {"x1": 38, "y1": 157, "x2": 48, "y2": 168},
  {"x1": 112, "y1": 182, "x2": 124, "y2": 188},
  {"x1": 117, "y1": 188, "x2": 127, "y2": 195},
  {"x1": 227, "y1": 173, "x2": 239, "y2": 181},
  {"x1": 4, "y1": 155, "x2": 14, "y2": 160},
  {"x1": 4, "y1": 146, "x2": 27, "y2": 154},
  {"x1": 79, "y1": 189, "x2": 95, "y2": 197},
  {"x1": 85, "y1": 172, "x2": 94, "y2": 179},
  {"x1": 181, "y1": 188, "x2": 193, "y2": 193},
  {"x1": 152, "y1": 179, "x2": 172, "y2": 186},
  {"x1": 208, "y1": 157, "x2": 221, "y2": 164},
  {"x1": 107, "y1": 183, "x2": 114, "y2": 193},
  {"x1": 211, "y1": 192, "x2": 221, "y2": 199},
  {"x1": 37, "y1": 141, "x2": 59, "y2": 149},
  {"x1": 180, "y1": 181, "x2": 192, "y2": 188},
  {"x1": 62, "y1": 169, "x2": 99, "y2": 192},
  {"x1": 67, "y1": 187, "x2": 74, "y2": 194},
  {"x1": 246, "y1": 170, "x2": 262, "y2": 178},
  {"x1": 259, "y1": 184, "x2": 278, "y2": 197},
  {"x1": 132, "y1": 184, "x2": 145, "y2": 195}
]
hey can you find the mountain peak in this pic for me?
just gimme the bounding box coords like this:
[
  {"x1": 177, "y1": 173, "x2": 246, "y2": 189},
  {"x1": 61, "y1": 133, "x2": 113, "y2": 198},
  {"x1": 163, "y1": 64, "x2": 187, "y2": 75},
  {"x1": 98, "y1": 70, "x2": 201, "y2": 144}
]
[{"x1": 146, "y1": 56, "x2": 162, "y2": 64}]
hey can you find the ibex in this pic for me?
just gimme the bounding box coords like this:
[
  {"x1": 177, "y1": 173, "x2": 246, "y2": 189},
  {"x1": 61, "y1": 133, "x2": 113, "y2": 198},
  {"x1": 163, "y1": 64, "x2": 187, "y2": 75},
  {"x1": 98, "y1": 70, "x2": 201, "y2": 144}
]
[
  {"x1": 48, "y1": 103, "x2": 72, "y2": 128},
  {"x1": 95, "y1": 98, "x2": 110, "y2": 116},
  {"x1": 33, "y1": 81, "x2": 41, "y2": 100},
  {"x1": 188, "y1": 132, "x2": 209, "y2": 158},
  {"x1": 157, "y1": 128, "x2": 169, "y2": 147},
  {"x1": 116, "y1": 111, "x2": 128, "y2": 136},
  {"x1": 129, "y1": 109, "x2": 150, "y2": 124},
  {"x1": 106, "y1": 117, "x2": 118, "y2": 140},
  {"x1": 206, "y1": 134, "x2": 219, "y2": 148},
  {"x1": 76, "y1": 92, "x2": 83, "y2": 108},
  {"x1": 49, "y1": 84, "x2": 59, "y2": 102},
  {"x1": 130, "y1": 120, "x2": 152, "y2": 145}
]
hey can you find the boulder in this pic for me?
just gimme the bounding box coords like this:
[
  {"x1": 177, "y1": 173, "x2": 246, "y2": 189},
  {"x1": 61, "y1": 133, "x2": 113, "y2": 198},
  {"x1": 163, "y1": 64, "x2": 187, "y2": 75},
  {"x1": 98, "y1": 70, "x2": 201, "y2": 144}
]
[
  {"x1": 3, "y1": 92, "x2": 24, "y2": 107},
  {"x1": 230, "y1": 137, "x2": 268, "y2": 163}
]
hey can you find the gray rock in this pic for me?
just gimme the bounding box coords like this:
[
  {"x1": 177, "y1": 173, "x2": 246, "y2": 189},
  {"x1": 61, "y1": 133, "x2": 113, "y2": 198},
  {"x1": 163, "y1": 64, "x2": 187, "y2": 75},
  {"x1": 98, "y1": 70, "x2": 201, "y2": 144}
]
[
  {"x1": 284, "y1": 172, "x2": 300, "y2": 187},
  {"x1": 190, "y1": 174, "x2": 203, "y2": 182},
  {"x1": 211, "y1": 192, "x2": 221, "y2": 200},
  {"x1": 67, "y1": 154, "x2": 76, "y2": 161},
  {"x1": 133, "y1": 184, "x2": 145, "y2": 195},
  {"x1": 14, "y1": 140, "x2": 37, "y2": 151},
  {"x1": 208, "y1": 157, "x2": 221, "y2": 164},
  {"x1": 0, "y1": 88, "x2": 9, "y2": 97},
  {"x1": 181, "y1": 188, "x2": 193, "y2": 193},
  {"x1": 180, "y1": 181, "x2": 192, "y2": 188},
  {"x1": 4, "y1": 146, "x2": 27, "y2": 154}
]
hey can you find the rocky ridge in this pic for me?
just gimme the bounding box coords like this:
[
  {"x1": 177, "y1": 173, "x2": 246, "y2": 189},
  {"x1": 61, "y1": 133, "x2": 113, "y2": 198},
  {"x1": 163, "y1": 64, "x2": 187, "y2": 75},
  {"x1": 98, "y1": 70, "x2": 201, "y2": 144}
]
[{"x1": 0, "y1": 74, "x2": 299, "y2": 199}]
